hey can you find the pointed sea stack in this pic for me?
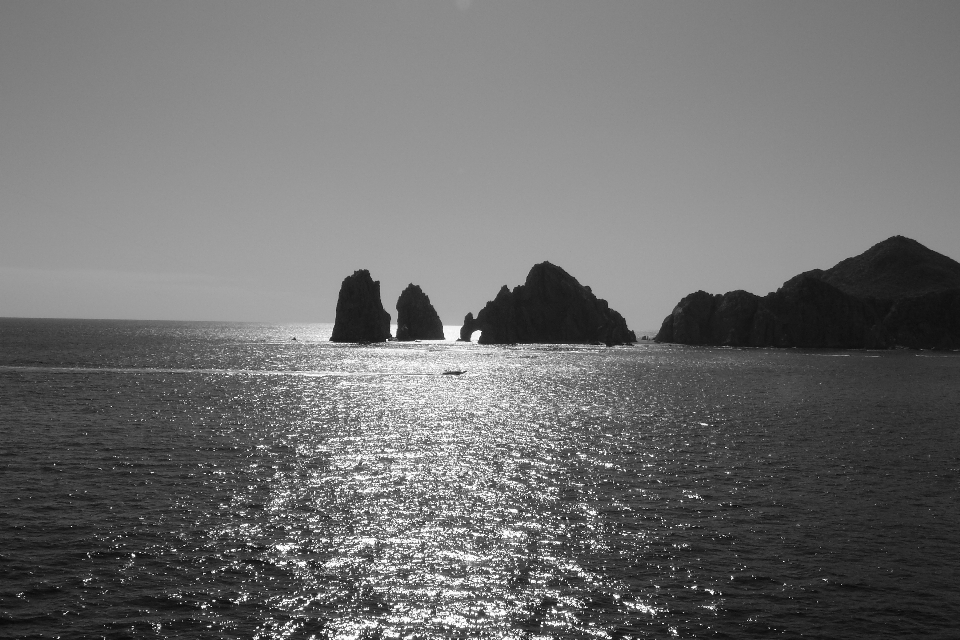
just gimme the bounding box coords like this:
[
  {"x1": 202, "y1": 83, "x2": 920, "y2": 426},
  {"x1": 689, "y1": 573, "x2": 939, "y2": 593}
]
[
  {"x1": 396, "y1": 284, "x2": 445, "y2": 341},
  {"x1": 459, "y1": 262, "x2": 637, "y2": 345},
  {"x1": 656, "y1": 236, "x2": 960, "y2": 349},
  {"x1": 330, "y1": 269, "x2": 392, "y2": 343}
]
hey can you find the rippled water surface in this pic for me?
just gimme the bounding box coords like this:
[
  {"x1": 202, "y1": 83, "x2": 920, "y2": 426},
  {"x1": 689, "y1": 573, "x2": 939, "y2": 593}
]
[{"x1": 2, "y1": 319, "x2": 959, "y2": 639}]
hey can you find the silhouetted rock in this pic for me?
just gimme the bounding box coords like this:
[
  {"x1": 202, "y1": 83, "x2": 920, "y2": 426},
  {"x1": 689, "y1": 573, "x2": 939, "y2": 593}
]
[
  {"x1": 657, "y1": 289, "x2": 762, "y2": 346},
  {"x1": 458, "y1": 312, "x2": 475, "y2": 342},
  {"x1": 656, "y1": 236, "x2": 960, "y2": 349},
  {"x1": 396, "y1": 284, "x2": 444, "y2": 341},
  {"x1": 713, "y1": 289, "x2": 762, "y2": 345},
  {"x1": 656, "y1": 290, "x2": 712, "y2": 345},
  {"x1": 330, "y1": 270, "x2": 391, "y2": 343},
  {"x1": 460, "y1": 262, "x2": 637, "y2": 345},
  {"x1": 749, "y1": 275, "x2": 889, "y2": 348}
]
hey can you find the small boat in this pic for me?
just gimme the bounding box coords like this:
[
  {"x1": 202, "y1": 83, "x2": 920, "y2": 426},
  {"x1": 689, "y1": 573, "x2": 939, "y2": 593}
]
[{"x1": 442, "y1": 370, "x2": 466, "y2": 376}]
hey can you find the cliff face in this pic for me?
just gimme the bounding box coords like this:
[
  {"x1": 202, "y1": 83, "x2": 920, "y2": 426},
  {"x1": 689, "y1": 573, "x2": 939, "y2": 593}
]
[
  {"x1": 657, "y1": 290, "x2": 761, "y2": 346},
  {"x1": 459, "y1": 262, "x2": 636, "y2": 345},
  {"x1": 395, "y1": 284, "x2": 444, "y2": 341},
  {"x1": 882, "y1": 289, "x2": 960, "y2": 350},
  {"x1": 656, "y1": 236, "x2": 960, "y2": 349},
  {"x1": 330, "y1": 270, "x2": 392, "y2": 343},
  {"x1": 750, "y1": 276, "x2": 889, "y2": 348}
]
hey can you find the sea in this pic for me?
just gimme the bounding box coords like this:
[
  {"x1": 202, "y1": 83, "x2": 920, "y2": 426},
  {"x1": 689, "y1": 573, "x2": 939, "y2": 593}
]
[{"x1": 1, "y1": 318, "x2": 958, "y2": 640}]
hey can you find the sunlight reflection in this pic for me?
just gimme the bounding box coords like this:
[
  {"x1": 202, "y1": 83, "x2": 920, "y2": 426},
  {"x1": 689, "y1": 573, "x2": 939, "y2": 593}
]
[{"x1": 189, "y1": 344, "x2": 760, "y2": 637}]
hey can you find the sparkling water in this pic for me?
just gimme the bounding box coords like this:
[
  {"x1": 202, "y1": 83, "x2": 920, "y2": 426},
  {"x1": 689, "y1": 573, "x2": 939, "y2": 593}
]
[{"x1": 1, "y1": 319, "x2": 958, "y2": 638}]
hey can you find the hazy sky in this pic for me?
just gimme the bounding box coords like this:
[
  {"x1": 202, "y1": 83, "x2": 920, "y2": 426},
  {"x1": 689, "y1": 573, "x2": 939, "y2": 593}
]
[{"x1": 2, "y1": 1, "x2": 959, "y2": 329}]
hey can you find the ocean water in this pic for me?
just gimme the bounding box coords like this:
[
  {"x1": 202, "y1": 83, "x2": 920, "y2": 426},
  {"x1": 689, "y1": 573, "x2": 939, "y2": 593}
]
[{"x1": 1, "y1": 318, "x2": 958, "y2": 640}]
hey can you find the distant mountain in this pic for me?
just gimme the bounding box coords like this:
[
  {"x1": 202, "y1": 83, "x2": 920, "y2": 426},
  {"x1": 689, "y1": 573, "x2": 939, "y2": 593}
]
[
  {"x1": 656, "y1": 236, "x2": 960, "y2": 350},
  {"x1": 804, "y1": 235, "x2": 960, "y2": 299}
]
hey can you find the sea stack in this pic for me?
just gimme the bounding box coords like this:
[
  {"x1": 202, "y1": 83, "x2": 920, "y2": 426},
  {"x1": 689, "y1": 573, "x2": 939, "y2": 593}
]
[
  {"x1": 330, "y1": 269, "x2": 392, "y2": 343},
  {"x1": 459, "y1": 262, "x2": 637, "y2": 345},
  {"x1": 396, "y1": 284, "x2": 445, "y2": 341},
  {"x1": 656, "y1": 236, "x2": 960, "y2": 350}
]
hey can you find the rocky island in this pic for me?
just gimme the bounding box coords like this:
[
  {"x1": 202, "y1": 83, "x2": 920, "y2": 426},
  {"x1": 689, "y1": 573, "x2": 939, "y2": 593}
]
[
  {"x1": 656, "y1": 236, "x2": 960, "y2": 349},
  {"x1": 330, "y1": 269, "x2": 392, "y2": 343},
  {"x1": 396, "y1": 284, "x2": 445, "y2": 341},
  {"x1": 459, "y1": 262, "x2": 637, "y2": 345}
]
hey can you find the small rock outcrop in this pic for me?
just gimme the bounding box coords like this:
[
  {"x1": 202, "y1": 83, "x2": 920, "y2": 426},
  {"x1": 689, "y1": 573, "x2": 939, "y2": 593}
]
[
  {"x1": 656, "y1": 236, "x2": 960, "y2": 349},
  {"x1": 330, "y1": 269, "x2": 391, "y2": 343},
  {"x1": 396, "y1": 284, "x2": 444, "y2": 341},
  {"x1": 458, "y1": 312, "x2": 476, "y2": 342},
  {"x1": 459, "y1": 262, "x2": 637, "y2": 345}
]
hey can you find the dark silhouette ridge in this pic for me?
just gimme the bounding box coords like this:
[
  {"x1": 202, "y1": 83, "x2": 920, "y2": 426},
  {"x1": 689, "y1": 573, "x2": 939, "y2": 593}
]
[
  {"x1": 459, "y1": 262, "x2": 637, "y2": 345},
  {"x1": 396, "y1": 284, "x2": 444, "y2": 341},
  {"x1": 656, "y1": 236, "x2": 960, "y2": 349},
  {"x1": 330, "y1": 269, "x2": 391, "y2": 343},
  {"x1": 806, "y1": 235, "x2": 960, "y2": 299}
]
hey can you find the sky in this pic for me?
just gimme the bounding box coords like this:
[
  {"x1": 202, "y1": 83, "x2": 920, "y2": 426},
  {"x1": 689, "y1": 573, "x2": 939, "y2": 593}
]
[{"x1": 2, "y1": 0, "x2": 959, "y2": 330}]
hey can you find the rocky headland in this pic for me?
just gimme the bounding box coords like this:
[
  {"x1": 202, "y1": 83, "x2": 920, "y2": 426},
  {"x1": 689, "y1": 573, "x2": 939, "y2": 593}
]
[
  {"x1": 459, "y1": 262, "x2": 637, "y2": 345},
  {"x1": 656, "y1": 236, "x2": 960, "y2": 349},
  {"x1": 396, "y1": 284, "x2": 445, "y2": 341},
  {"x1": 330, "y1": 269, "x2": 392, "y2": 343}
]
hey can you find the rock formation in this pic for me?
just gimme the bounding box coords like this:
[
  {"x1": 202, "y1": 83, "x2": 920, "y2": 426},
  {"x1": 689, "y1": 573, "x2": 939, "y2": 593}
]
[
  {"x1": 656, "y1": 236, "x2": 960, "y2": 349},
  {"x1": 395, "y1": 284, "x2": 445, "y2": 341},
  {"x1": 459, "y1": 262, "x2": 637, "y2": 345},
  {"x1": 330, "y1": 269, "x2": 391, "y2": 343},
  {"x1": 810, "y1": 235, "x2": 960, "y2": 299}
]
